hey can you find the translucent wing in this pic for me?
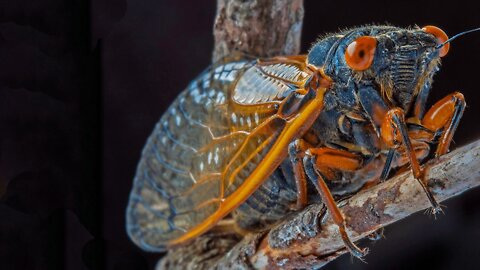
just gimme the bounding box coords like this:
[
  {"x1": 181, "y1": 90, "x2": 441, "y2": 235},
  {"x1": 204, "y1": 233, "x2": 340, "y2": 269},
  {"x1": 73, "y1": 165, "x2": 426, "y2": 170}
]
[
  {"x1": 233, "y1": 56, "x2": 311, "y2": 104},
  {"x1": 126, "y1": 56, "x2": 321, "y2": 251}
]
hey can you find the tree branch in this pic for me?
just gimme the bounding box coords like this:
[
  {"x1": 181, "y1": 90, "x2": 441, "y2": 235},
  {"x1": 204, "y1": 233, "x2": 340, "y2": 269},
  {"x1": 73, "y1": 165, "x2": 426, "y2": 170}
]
[{"x1": 212, "y1": 0, "x2": 304, "y2": 62}]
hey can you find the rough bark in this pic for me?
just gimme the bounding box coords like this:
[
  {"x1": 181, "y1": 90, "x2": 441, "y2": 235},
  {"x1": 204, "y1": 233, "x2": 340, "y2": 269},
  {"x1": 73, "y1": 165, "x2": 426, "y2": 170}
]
[{"x1": 212, "y1": 0, "x2": 304, "y2": 62}]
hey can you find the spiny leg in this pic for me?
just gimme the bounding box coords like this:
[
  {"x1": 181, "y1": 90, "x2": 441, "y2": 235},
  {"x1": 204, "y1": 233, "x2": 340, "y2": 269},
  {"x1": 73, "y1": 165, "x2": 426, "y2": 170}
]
[
  {"x1": 381, "y1": 108, "x2": 442, "y2": 214},
  {"x1": 303, "y1": 148, "x2": 368, "y2": 258},
  {"x1": 367, "y1": 227, "x2": 385, "y2": 241},
  {"x1": 421, "y1": 92, "x2": 466, "y2": 157},
  {"x1": 380, "y1": 149, "x2": 395, "y2": 182}
]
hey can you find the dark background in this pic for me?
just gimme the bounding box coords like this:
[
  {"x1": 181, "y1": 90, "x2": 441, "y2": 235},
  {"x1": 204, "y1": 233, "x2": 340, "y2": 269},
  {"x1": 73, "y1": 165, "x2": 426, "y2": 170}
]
[{"x1": 1, "y1": 0, "x2": 479, "y2": 269}]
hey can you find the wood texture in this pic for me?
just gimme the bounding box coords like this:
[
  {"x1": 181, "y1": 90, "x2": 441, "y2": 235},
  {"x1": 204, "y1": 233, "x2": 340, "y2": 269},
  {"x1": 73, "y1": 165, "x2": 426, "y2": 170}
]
[{"x1": 212, "y1": 0, "x2": 304, "y2": 62}]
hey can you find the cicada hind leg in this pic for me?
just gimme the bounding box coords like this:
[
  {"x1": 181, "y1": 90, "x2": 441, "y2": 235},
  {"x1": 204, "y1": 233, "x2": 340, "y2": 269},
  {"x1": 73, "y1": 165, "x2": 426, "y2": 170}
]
[{"x1": 297, "y1": 144, "x2": 368, "y2": 258}]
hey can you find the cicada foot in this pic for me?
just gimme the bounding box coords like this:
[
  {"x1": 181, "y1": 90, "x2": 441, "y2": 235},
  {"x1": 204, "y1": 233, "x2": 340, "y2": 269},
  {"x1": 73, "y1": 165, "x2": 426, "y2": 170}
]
[
  {"x1": 421, "y1": 165, "x2": 449, "y2": 218},
  {"x1": 367, "y1": 227, "x2": 385, "y2": 241},
  {"x1": 338, "y1": 224, "x2": 369, "y2": 258},
  {"x1": 417, "y1": 174, "x2": 443, "y2": 217},
  {"x1": 302, "y1": 149, "x2": 368, "y2": 259},
  {"x1": 411, "y1": 165, "x2": 443, "y2": 217}
]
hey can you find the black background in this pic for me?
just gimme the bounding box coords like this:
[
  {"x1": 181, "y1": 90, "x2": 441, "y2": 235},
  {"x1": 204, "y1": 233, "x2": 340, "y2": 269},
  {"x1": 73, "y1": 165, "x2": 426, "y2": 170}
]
[{"x1": 1, "y1": 0, "x2": 480, "y2": 269}]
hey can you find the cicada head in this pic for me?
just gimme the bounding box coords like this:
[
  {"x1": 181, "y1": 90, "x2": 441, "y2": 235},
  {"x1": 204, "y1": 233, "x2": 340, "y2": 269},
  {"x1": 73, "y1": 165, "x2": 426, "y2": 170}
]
[{"x1": 308, "y1": 25, "x2": 448, "y2": 111}]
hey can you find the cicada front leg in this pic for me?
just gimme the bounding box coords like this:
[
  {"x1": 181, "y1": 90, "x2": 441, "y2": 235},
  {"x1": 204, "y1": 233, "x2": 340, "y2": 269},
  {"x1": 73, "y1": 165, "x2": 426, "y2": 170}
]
[
  {"x1": 381, "y1": 108, "x2": 443, "y2": 214},
  {"x1": 302, "y1": 147, "x2": 368, "y2": 258}
]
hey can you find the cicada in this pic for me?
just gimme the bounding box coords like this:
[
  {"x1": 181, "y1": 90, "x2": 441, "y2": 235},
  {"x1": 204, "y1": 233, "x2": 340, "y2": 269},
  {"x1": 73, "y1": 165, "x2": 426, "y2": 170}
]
[{"x1": 126, "y1": 25, "x2": 467, "y2": 257}]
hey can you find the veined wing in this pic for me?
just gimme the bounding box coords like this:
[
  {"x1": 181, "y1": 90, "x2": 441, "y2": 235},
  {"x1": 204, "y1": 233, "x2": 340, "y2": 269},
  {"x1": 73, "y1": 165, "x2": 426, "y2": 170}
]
[{"x1": 126, "y1": 56, "x2": 325, "y2": 251}]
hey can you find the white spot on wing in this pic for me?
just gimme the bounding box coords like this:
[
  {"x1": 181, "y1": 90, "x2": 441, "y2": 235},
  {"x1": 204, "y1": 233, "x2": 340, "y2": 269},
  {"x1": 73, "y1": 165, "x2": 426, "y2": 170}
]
[
  {"x1": 222, "y1": 70, "x2": 238, "y2": 81},
  {"x1": 246, "y1": 116, "x2": 252, "y2": 128},
  {"x1": 189, "y1": 172, "x2": 197, "y2": 184},
  {"x1": 208, "y1": 89, "x2": 216, "y2": 97},
  {"x1": 214, "y1": 147, "x2": 220, "y2": 164},
  {"x1": 208, "y1": 151, "x2": 213, "y2": 164},
  {"x1": 191, "y1": 88, "x2": 199, "y2": 96},
  {"x1": 254, "y1": 112, "x2": 260, "y2": 125},
  {"x1": 202, "y1": 78, "x2": 210, "y2": 88},
  {"x1": 216, "y1": 92, "x2": 226, "y2": 104},
  {"x1": 175, "y1": 115, "x2": 182, "y2": 126},
  {"x1": 194, "y1": 94, "x2": 203, "y2": 103}
]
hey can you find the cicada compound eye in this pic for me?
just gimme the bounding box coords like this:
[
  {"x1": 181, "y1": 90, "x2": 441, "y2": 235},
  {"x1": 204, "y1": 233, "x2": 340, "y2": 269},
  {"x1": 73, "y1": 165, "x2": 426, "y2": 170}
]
[
  {"x1": 345, "y1": 36, "x2": 377, "y2": 71},
  {"x1": 422, "y1": 25, "x2": 449, "y2": 57}
]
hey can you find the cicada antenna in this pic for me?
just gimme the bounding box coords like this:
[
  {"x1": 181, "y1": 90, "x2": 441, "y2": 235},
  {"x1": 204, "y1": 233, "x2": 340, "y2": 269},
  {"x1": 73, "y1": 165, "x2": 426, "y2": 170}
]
[{"x1": 436, "y1": 27, "x2": 480, "y2": 49}]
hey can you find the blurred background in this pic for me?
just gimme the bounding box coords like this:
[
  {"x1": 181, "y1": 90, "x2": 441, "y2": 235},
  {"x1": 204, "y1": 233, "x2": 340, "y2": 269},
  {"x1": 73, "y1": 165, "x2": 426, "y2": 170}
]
[{"x1": 1, "y1": 0, "x2": 479, "y2": 269}]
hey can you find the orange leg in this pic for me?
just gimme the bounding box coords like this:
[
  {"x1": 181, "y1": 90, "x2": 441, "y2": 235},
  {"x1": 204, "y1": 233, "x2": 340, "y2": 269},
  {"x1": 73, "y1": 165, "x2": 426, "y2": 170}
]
[
  {"x1": 303, "y1": 147, "x2": 367, "y2": 258},
  {"x1": 381, "y1": 108, "x2": 441, "y2": 214},
  {"x1": 288, "y1": 139, "x2": 309, "y2": 210},
  {"x1": 421, "y1": 92, "x2": 466, "y2": 157}
]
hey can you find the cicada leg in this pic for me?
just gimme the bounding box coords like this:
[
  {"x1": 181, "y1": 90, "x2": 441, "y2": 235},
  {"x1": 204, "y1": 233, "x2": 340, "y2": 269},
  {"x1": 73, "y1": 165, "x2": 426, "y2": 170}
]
[
  {"x1": 303, "y1": 147, "x2": 368, "y2": 258},
  {"x1": 288, "y1": 139, "x2": 309, "y2": 210},
  {"x1": 381, "y1": 108, "x2": 442, "y2": 214},
  {"x1": 421, "y1": 92, "x2": 466, "y2": 157},
  {"x1": 367, "y1": 227, "x2": 385, "y2": 241}
]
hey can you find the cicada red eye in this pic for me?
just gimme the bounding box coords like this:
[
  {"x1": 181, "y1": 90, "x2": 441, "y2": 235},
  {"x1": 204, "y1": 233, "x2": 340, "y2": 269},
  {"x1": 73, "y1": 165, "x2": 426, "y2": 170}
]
[
  {"x1": 345, "y1": 36, "x2": 377, "y2": 71},
  {"x1": 422, "y1": 25, "x2": 449, "y2": 57}
]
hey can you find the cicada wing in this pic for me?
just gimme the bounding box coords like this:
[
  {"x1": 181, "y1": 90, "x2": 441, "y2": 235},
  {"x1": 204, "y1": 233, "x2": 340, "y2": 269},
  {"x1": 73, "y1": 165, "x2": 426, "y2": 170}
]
[
  {"x1": 126, "y1": 57, "x2": 315, "y2": 251},
  {"x1": 126, "y1": 60, "x2": 252, "y2": 251},
  {"x1": 233, "y1": 56, "x2": 310, "y2": 105}
]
